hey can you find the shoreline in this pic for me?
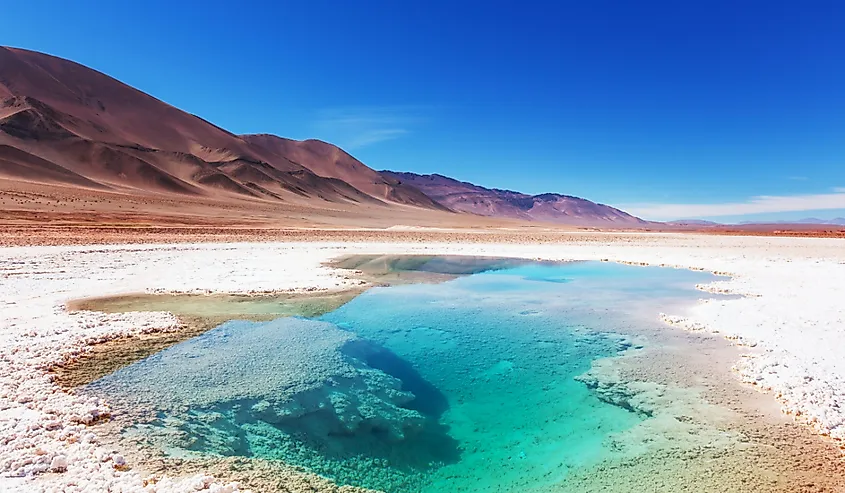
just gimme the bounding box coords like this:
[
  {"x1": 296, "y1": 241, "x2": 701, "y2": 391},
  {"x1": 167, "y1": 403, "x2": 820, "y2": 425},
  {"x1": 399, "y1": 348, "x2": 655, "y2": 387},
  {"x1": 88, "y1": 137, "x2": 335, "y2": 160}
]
[
  {"x1": 2, "y1": 233, "x2": 844, "y2": 491},
  {"x1": 56, "y1": 288, "x2": 367, "y2": 388}
]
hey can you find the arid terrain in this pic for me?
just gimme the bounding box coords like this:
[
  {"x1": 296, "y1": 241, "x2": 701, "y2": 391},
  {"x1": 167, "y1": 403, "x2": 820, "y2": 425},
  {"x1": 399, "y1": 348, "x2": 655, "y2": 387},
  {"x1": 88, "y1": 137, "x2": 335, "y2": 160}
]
[{"x1": 2, "y1": 44, "x2": 845, "y2": 493}]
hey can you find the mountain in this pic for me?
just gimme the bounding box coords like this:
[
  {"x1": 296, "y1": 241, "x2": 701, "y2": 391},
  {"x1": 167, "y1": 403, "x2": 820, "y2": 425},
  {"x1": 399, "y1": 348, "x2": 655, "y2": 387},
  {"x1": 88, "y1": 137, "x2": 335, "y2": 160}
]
[
  {"x1": 0, "y1": 46, "x2": 646, "y2": 228},
  {"x1": 0, "y1": 46, "x2": 437, "y2": 209},
  {"x1": 380, "y1": 172, "x2": 647, "y2": 226},
  {"x1": 788, "y1": 217, "x2": 845, "y2": 225},
  {"x1": 739, "y1": 218, "x2": 845, "y2": 226}
]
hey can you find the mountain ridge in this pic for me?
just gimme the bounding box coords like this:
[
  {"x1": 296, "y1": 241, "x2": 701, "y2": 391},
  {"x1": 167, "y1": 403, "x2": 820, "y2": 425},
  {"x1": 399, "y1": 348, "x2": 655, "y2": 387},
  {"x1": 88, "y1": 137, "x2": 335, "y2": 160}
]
[
  {"x1": 739, "y1": 217, "x2": 845, "y2": 226},
  {"x1": 381, "y1": 171, "x2": 647, "y2": 226}
]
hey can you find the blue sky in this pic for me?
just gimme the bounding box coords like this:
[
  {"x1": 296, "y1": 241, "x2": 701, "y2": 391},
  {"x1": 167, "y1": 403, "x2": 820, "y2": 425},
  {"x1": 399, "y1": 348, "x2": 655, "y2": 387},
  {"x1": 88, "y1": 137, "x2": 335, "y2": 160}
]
[{"x1": 4, "y1": 1, "x2": 845, "y2": 222}]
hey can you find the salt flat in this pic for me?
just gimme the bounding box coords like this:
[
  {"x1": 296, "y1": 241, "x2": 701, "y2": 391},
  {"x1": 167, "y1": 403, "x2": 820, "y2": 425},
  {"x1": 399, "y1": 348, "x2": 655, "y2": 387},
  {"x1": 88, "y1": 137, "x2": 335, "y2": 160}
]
[{"x1": 1, "y1": 233, "x2": 844, "y2": 492}]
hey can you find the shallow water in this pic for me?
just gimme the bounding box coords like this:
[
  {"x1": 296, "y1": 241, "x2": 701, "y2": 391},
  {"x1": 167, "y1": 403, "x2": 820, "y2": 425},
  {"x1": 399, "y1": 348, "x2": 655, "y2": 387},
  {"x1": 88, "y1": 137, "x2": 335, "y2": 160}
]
[{"x1": 86, "y1": 259, "x2": 723, "y2": 492}]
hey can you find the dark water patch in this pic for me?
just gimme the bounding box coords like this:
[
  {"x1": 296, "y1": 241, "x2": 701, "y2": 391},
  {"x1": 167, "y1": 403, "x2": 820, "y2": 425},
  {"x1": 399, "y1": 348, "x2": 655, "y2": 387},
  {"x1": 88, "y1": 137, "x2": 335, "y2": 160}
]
[
  {"x1": 343, "y1": 340, "x2": 450, "y2": 420},
  {"x1": 328, "y1": 254, "x2": 546, "y2": 286},
  {"x1": 330, "y1": 254, "x2": 534, "y2": 276}
]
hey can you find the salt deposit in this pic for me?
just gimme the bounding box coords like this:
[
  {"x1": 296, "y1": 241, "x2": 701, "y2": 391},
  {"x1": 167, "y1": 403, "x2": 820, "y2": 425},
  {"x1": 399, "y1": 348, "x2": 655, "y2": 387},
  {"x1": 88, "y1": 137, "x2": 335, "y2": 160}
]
[{"x1": 1, "y1": 234, "x2": 844, "y2": 491}]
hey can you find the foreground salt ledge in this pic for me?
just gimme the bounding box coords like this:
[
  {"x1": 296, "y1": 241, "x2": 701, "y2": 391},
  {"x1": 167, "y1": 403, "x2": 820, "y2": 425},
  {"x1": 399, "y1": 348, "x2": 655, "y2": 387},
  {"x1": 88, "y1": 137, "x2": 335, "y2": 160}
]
[
  {"x1": 1, "y1": 238, "x2": 844, "y2": 491},
  {"x1": 662, "y1": 262, "x2": 845, "y2": 441},
  {"x1": 0, "y1": 308, "x2": 248, "y2": 491}
]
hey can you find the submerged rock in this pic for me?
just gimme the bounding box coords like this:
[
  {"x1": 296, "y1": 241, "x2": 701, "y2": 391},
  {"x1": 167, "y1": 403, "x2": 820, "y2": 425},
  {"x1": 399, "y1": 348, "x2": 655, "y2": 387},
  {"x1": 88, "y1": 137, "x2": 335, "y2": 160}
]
[{"x1": 85, "y1": 318, "x2": 433, "y2": 457}]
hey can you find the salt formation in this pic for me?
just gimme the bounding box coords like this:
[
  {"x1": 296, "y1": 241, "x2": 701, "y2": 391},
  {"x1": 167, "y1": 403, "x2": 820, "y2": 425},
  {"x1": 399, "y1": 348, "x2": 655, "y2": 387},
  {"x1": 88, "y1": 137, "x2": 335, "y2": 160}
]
[{"x1": 0, "y1": 308, "x2": 247, "y2": 492}]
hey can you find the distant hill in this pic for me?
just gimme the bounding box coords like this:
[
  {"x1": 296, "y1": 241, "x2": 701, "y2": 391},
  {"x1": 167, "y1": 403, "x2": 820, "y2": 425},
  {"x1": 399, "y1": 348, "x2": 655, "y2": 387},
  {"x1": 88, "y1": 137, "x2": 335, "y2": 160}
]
[
  {"x1": 665, "y1": 217, "x2": 845, "y2": 228},
  {"x1": 380, "y1": 172, "x2": 648, "y2": 226},
  {"x1": 665, "y1": 219, "x2": 721, "y2": 227},
  {"x1": 789, "y1": 217, "x2": 845, "y2": 226},
  {"x1": 739, "y1": 218, "x2": 845, "y2": 226}
]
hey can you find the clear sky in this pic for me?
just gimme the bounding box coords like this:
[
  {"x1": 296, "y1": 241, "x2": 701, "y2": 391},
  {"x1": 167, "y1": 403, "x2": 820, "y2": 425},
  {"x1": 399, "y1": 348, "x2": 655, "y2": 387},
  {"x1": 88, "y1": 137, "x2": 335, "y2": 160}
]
[{"x1": 4, "y1": 1, "x2": 845, "y2": 222}]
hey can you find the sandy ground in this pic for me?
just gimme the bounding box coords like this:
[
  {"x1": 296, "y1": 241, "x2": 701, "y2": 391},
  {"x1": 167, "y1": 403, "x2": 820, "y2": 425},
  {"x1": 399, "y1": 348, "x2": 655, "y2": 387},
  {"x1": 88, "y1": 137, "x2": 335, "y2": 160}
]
[{"x1": 1, "y1": 232, "x2": 844, "y2": 491}]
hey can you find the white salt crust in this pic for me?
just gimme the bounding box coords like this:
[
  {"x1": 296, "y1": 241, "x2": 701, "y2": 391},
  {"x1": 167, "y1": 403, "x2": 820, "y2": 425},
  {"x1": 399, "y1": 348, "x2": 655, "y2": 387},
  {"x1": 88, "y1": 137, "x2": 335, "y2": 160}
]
[{"x1": 1, "y1": 234, "x2": 843, "y2": 491}]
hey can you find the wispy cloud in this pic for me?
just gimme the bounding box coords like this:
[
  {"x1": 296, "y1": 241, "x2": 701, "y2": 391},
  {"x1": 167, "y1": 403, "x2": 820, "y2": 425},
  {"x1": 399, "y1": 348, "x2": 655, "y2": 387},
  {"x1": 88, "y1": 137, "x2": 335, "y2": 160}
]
[
  {"x1": 622, "y1": 187, "x2": 845, "y2": 220},
  {"x1": 312, "y1": 106, "x2": 425, "y2": 149}
]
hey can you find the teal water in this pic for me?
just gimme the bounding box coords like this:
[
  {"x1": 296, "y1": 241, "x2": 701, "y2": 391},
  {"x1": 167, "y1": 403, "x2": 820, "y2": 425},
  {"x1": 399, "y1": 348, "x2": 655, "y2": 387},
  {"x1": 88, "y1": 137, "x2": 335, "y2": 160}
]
[{"x1": 87, "y1": 260, "x2": 721, "y2": 492}]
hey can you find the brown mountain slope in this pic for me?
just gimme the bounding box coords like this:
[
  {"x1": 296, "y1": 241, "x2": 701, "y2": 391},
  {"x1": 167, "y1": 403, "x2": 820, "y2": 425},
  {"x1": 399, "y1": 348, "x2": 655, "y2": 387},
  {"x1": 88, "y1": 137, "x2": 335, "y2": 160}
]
[
  {"x1": 0, "y1": 48, "x2": 269, "y2": 163},
  {"x1": 242, "y1": 134, "x2": 448, "y2": 210},
  {"x1": 0, "y1": 144, "x2": 103, "y2": 188},
  {"x1": 381, "y1": 171, "x2": 648, "y2": 226},
  {"x1": 0, "y1": 46, "x2": 443, "y2": 209}
]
